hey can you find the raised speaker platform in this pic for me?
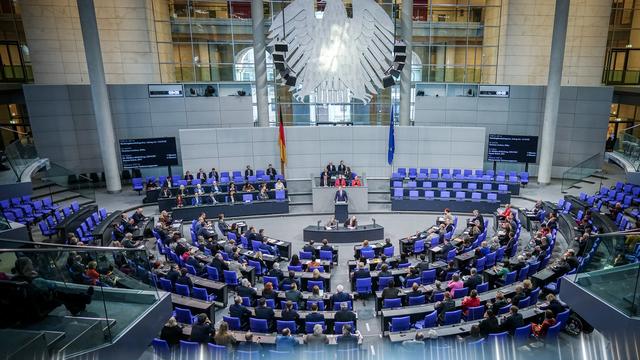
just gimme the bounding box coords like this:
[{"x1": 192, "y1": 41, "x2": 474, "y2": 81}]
[{"x1": 303, "y1": 224, "x2": 384, "y2": 243}]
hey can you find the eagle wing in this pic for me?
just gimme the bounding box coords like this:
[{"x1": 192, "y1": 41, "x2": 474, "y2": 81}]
[
  {"x1": 267, "y1": 0, "x2": 316, "y2": 85},
  {"x1": 347, "y1": 0, "x2": 395, "y2": 102}
]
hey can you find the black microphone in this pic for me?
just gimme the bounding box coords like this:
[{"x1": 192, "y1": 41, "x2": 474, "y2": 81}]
[
  {"x1": 372, "y1": 218, "x2": 376, "y2": 226},
  {"x1": 317, "y1": 220, "x2": 321, "y2": 229}
]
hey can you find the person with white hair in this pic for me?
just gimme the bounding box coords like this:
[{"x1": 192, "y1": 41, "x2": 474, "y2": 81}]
[
  {"x1": 331, "y1": 284, "x2": 352, "y2": 305},
  {"x1": 304, "y1": 323, "x2": 329, "y2": 346},
  {"x1": 334, "y1": 301, "x2": 357, "y2": 323},
  {"x1": 237, "y1": 278, "x2": 257, "y2": 300},
  {"x1": 268, "y1": 262, "x2": 284, "y2": 281}
]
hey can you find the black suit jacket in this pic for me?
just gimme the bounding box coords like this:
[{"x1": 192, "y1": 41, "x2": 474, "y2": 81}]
[
  {"x1": 501, "y1": 313, "x2": 524, "y2": 334},
  {"x1": 337, "y1": 164, "x2": 346, "y2": 174},
  {"x1": 209, "y1": 171, "x2": 219, "y2": 181},
  {"x1": 306, "y1": 312, "x2": 325, "y2": 323},
  {"x1": 190, "y1": 323, "x2": 213, "y2": 343},
  {"x1": 229, "y1": 304, "x2": 252, "y2": 328},
  {"x1": 266, "y1": 168, "x2": 277, "y2": 178},
  {"x1": 335, "y1": 190, "x2": 348, "y2": 202},
  {"x1": 326, "y1": 165, "x2": 337, "y2": 174},
  {"x1": 463, "y1": 274, "x2": 483, "y2": 290},
  {"x1": 331, "y1": 292, "x2": 351, "y2": 305},
  {"x1": 254, "y1": 306, "x2": 275, "y2": 328},
  {"x1": 245, "y1": 169, "x2": 254, "y2": 178},
  {"x1": 334, "y1": 310, "x2": 357, "y2": 323}
]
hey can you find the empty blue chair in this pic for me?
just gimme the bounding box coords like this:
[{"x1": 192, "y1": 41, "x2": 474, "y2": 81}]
[
  {"x1": 467, "y1": 305, "x2": 485, "y2": 321},
  {"x1": 453, "y1": 182, "x2": 462, "y2": 189},
  {"x1": 393, "y1": 188, "x2": 404, "y2": 199},
  {"x1": 407, "y1": 181, "x2": 417, "y2": 188},
  {"x1": 250, "y1": 318, "x2": 269, "y2": 333},
  {"x1": 421, "y1": 269, "x2": 436, "y2": 285},
  {"x1": 206, "y1": 265, "x2": 219, "y2": 281},
  {"x1": 288, "y1": 265, "x2": 303, "y2": 272},
  {"x1": 159, "y1": 278, "x2": 173, "y2": 292},
  {"x1": 498, "y1": 304, "x2": 511, "y2": 315},
  {"x1": 409, "y1": 190, "x2": 419, "y2": 199},
  {"x1": 415, "y1": 310, "x2": 438, "y2": 329},
  {"x1": 319, "y1": 250, "x2": 333, "y2": 262},
  {"x1": 517, "y1": 296, "x2": 530, "y2": 309},
  {"x1": 355, "y1": 278, "x2": 372, "y2": 298},
  {"x1": 223, "y1": 316, "x2": 242, "y2": 331},
  {"x1": 390, "y1": 316, "x2": 411, "y2": 332},
  {"x1": 193, "y1": 287, "x2": 215, "y2": 302},
  {"x1": 275, "y1": 190, "x2": 286, "y2": 201},
  {"x1": 208, "y1": 343, "x2": 227, "y2": 358},
  {"x1": 185, "y1": 264, "x2": 197, "y2": 275},
  {"x1": 408, "y1": 295, "x2": 425, "y2": 305},
  {"x1": 361, "y1": 249, "x2": 375, "y2": 259},
  {"x1": 425, "y1": 190, "x2": 435, "y2": 199},
  {"x1": 497, "y1": 271, "x2": 517, "y2": 286},
  {"x1": 179, "y1": 340, "x2": 200, "y2": 358},
  {"x1": 175, "y1": 283, "x2": 190, "y2": 297},
  {"x1": 488, "y1": 331, "x2": 509, "y2": 343},
  {"x1": 487, "y1": 193, "x2": 498, "y2": 202},
  {"x1": 151, "y1": 338, "x2": 170, "y2": 359},
  {"x1": 476, "y1": 282, "x2": 489, "y2": 293},
  {"x1": 471, "y1": 192, "x2": 481, "y2": 201},
  {"x1": 556, "y1": 309, "x2": 571, "y2": 327},
  {"x1": 517, "y1": 265, "x2": 530, "y2": 282},
  {"x1": 174, "y1": 307, "x2": 196, "y2": 324},
  {"x1": 383, "y1": 298, "x2": 402, "y2": 308},
  {"x1": 455, "y1": 191, "x2": 466, "y2": 200},
  {"x1": 498, "y1": 184, "x2": 508, "y2": 192},
  {"x1": 440, "y1": 191, "x2": 451, "y2": 199},
  {"x1": 223, "y1": 270, "x2": 239, "y2": 287},
  {"x1": 514, "y1": 324, "x2": 531, "y2": 342},
  {"x1": 383, "y1": 246, "x2": 394, "y2": 257},
  {"x1": 433, "y1": 292, "x2": 445, "y2": 302},
  {"x1": 413, "y1": 239, "x2": 425, "y2": 255},
  {"x1": 545, "y1": 322, "x2": 562, "y2": 340},
  {"x1": 452, "y1": 287, "x2": 468, "y2": 299},
  {"x1": 482, "y1": 183, "x2": 492, "y2": 191},
  {"x1": 132, "y1": 178, "x2": 144, "y2": 194},
  {"x1": 277, "y1": 320, "x2": 298, "y2": 334},
  {"x1": 443, "y1": 310, "x2": 462, "y2": 325}
]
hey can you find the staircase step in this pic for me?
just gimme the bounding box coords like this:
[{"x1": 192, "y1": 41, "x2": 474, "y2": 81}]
[{"x1": 31, "y1": 185, "x2": 69, "y2": 200}]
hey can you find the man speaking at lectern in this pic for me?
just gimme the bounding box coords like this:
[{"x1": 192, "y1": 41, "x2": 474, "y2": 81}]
[{"x1": 335, "y1": 186, "x2": 348, "y2": 203}]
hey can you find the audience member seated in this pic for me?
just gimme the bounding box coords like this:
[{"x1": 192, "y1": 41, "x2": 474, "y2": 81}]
[
  {"x1": 479, "y1": 309, "x2": 500, "y2": 337},
  {"x1": 304, "y1": 324, "x2": 329, "y2": 347},
  {"x1": 160, "y1": 317, "x2": 183, "y2": 347},
  {"x1": 229, "y1": 296, "x2": 252, "y2": 330},
  {"x1": 434, "y1": 292, "x2": 455, "y2": 323},
  {"x1": 461, "y1": 290, "x2": 480, "y2": 317},
  {"x1": 335, "y1": 302, "x2": 357, "y2": 323},
  {"x1": 285, "y1": 283, "x2": 303, "y2": 305},
  {"x1": 345, "y1": 215, "x2": 358, "y2": 229},
  {"x1": 276, "y1": 328, "x2": 299, "y2": 351},
  {"x1": 331, "y1": 284, "x2": 352, "y2": 305},
  {"x1": 254, "y1": 298, "x2": 275, "y2": 330},
  {"x1": 238, "y1": 332, "x2": 262, "y2": 352},
  {"x1": 336, "y1": 325, "x2": 361, "y2": 349},
  {"x1": 532, "y1": 310, "x2": 557, "y2": 338},
  {"x1": 190, "y1": 313, "x2": 214, "y2": 343},
  {"x1": 214, "y1": 321, "x2": 237, "y2": 347},
  {"x1": 501, "y1": 305, "x2": 524, "y2": 335}
]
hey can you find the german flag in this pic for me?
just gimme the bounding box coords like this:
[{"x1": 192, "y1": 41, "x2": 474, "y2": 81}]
[{"x1": 278, "y1": 105, "x2": 287, "y2": 165}]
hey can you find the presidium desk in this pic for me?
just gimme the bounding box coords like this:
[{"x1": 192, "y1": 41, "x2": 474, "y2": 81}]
[{"x1": 303, "y1": 224, "x2": 384, "y2": 243}]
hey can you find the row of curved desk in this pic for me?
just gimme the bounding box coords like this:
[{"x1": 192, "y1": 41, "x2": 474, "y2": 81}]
[{"x1": 303, "y1": 224, "x2": 384, "y2": 243}]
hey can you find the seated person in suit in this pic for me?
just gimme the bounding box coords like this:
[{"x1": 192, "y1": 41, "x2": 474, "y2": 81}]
[
  {"x1": 184, "y1": 171, "x2": 194, "y2": 184},
  {"x1": 303, "y1": 240, "x2": 315, "y2": 254},
  {"x1": 163, "y1": 177, "x2": 173, "y2": 188},
  {"x1": 245, "y1": 165, "x2": 254, "y2": 180},
  {"x1": 190, "y1": 313, "x2": 214, "y2": 343},
  {"x1": 242, "y1": 182, "x2": 255, "y2": 192},
  {"x1": 131, "y1": 208, "x2": 147, "y2": 225},
  {"x1": 434, "y1": 291, "x2": 456, "y2": 323},
  {"x1": 336, "y1": 325, "x2": 361, "y2": 349},
  {"x1": 267, "y1": 262, "x2": 284, "y2": 281},
  {"x1": 360, "y1": 239, "x2": 373, "y2": 252},
  {"x1": 344, "y1": 215, "x2": 358, "y2": 229},
  {"x1": 344, "y1": 167, "x2": 353, "y2": 181},
  {"x1": 334, "y1": 301, "x2": 357, "y2": 323},
  {"x1": 160, "y1": 186, "x2": 172, "y2": 198},
  {"x1": 281, "y1": 300, "x2": 300, "y2": 324},
  {"x1": 254, "y1": 297, "x2": 276, "y2": 331},
  {"x1": 285, "y1": 282, "x2": 303, "y2": 305},
  {"x1": 195, "y1": 168, "x2": 207, "y2": 182},
  {"x1": 479, "y1": 309, "x2": 500, "y2": 337},
  {"x1": 305, "y1": 303, "x2": 325, "y2": 324},
  {"x1": 229, "y1": 296, "x2": 252, "y2": 330},
  {"x1": 501, "y1": 305, "x2": 524, "y2": 335},
  {"x1": 281, "y1": 271, "x2": 301, "y2": 290},
  {"x1": 266, "y1": 164, "x2": 277, "y2": 179},
  {"x1": 381, "y1": 280, "x2": 402, "y2": 300},
  {"x1": 326, "y1": 162, "x2": 337, "y2": 176},
  {"x1": 352, "y1": 262, "x2": 370, "y2": 280},
  {"x1": 320, "y1": 169, "x2": 331, "y2": 187},
  {"x1": 463, "y1": 268, "x2": 483, "y2": 290},
  {"x1": 320, "y1": 239, "x2": 333, "y2": 252},
  {"x1": 237, "y1": 278, "x2": 257, "y2": 300},
  {"x1": 208, "y1": 168, "x2": 219, "y2": 181},
  {"x1": 331, "y1": 284, "x2": 352, "y2": 306}
]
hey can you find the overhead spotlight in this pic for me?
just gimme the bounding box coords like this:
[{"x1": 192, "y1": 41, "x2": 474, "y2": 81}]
[
  {"x1": 274, "y1": 42, "x2": 288, "y2": 52},
  {"x1": 272, "y1": 53, "x2": 285, "y2": 62},
  {"x1": 383, "y1": 75, "x2": 395, "y2": 88}
]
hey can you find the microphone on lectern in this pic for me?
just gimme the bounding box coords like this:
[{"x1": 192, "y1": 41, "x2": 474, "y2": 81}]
[
  {"x1": 372, "y1": 218, "x2": 376, "y2": 226},
  {"x1": 317, "y1": 220, "x2": 321, "y2": 229}
]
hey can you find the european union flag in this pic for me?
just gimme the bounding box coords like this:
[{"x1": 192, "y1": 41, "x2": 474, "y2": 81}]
[{"x1": 388, "y1": 107, "x2": 395, "y2": 165}]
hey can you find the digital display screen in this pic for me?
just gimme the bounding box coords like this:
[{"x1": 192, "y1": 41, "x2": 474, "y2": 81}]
[
  {"x1": 487, "y1": 134, "x2": 538, "y2": 163},
  {"x1": 119, "y1": 137, "x2": 178, "y2": 168}
]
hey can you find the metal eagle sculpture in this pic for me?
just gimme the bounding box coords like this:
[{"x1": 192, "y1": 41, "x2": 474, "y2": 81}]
[{"x1": 268, "y1": 0, "x2": 395, "y2": 104}]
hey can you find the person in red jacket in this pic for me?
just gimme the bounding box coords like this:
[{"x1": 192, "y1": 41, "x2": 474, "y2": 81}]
[
  {"x1": 461, "y1": 289, "x2": 481, "y2": 317},
  {"x1": 334, "y1": 175, "x2": 346, "y2": 187},
  {"x1": 498, "y1": 204, "x2": 512, "y2": 220},
  {"x1": 351, "y1": 176, "x2": 362, "y2": 187}
]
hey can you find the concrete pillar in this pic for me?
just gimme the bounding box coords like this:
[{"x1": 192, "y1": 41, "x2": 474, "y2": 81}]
[
  {"x1": 76, "y1": 0, "x2": 121, "y2": 193},
  {"x1": 252, "y1": 0, "x2": 270, "y2": 127},
  {"x1": 537, "y1": 0, "x2": 570, "y2": 185},
  {"x1": 399, "y1": 0, "x2": 413, "y2": 126}
]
